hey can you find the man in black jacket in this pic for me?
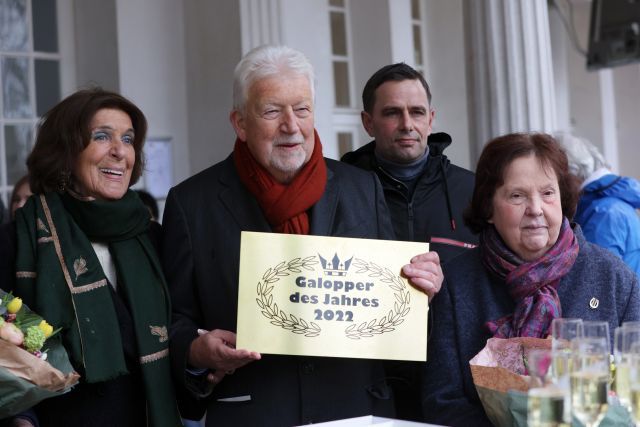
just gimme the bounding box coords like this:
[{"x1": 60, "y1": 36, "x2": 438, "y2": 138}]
[
  {"x1": 162, "y1": 48, "x2": 444, "y2": 426},
  {"x1": 342, "y1": 63, "x2": 478, "y2": 421},
  {"x1": 342, "y1": 63, "x2": 477, "y2": 261}
]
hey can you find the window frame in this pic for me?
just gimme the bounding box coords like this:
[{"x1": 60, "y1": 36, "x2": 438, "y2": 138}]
[
  {"x1": 0, "y1": 0, "x2": 67, "y2": 209},
  {"x1": 328, "y1": 0, "x2": 357, "y2": 112}
]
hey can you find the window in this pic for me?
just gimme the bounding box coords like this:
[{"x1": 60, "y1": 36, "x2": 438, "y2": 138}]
[
  {"x1": 411, "y1": 0, "x2": 426, "y2": 74},
  {"x1": 0, "y1": 0, "x2": 61, "y2": 211},
  {"x1": 336, "y1": 132, "x2": 353, "y2": 158},
  {"x1": 329, "y1": 0, "x2": 354, "y2": 108}
]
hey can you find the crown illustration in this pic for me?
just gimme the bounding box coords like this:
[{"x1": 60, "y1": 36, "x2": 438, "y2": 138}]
[{"x1": 318, "y1": 253, "x2": 353, "y2": 276}]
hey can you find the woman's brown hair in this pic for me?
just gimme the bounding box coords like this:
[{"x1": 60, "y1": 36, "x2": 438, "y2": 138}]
[
  {"x1": 27, "y1": 88, "x2": 148, "y2": 194},
  {"x1": 464, "y1": 132, "x2": 580, "y2": 233}
]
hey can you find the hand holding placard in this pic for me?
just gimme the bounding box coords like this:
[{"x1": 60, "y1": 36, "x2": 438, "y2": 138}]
[
  {"x1": 402, "y1": 251, "x2": 443, "y2": 301},
  {"x1": 188, "y1": 328, "x2": 261, "y2": 384}
]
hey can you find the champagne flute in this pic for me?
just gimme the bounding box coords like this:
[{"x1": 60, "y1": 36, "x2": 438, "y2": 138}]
[
  {"x1": 552, "y1": 318, "x2": 583, "y2": 380},
  {"x1": 614, "y1": 324, "x2": 640, "y2": 414},
  {"x1": 527, "y1": 348, "x2": 569, "y2": 427},
  {"x1": 583, "y1": 321, "x2": 611, "y2": 350},
  {"x1": 583, "y1": 320, "x2": 613, "y2": 389},
  {"x1": 629, "y1": 343, "x2": 640, "y2": 426},
  {"x1": 614, "y1": 326, "x2": 631, "y2": 410},
  {"x1": 552, "y1": 318, "x2": 583, "y2": 422},
  {"x1": 570, "y1": 337, "x2": 610, "y2": 427}
]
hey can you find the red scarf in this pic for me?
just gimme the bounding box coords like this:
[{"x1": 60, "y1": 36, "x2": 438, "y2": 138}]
[{"x1": 233, "y1": 129, "x2": 327, "y2": 234}]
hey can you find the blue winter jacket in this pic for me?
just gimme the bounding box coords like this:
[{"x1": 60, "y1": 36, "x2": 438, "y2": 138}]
[{"x1": 574, "y1": 174, "x2": 640, "y2": 277}]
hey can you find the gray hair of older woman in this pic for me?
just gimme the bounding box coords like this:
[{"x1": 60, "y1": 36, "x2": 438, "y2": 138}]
[
  {"x1": 232, "y1": 45, "x2": 315, "y2": 113},
  {"x1": 464, "y1": 132, "x2": 581, "y2": 234},
  {"x1": 554, "y1": 132, "x2": 608, "y2": 182}
]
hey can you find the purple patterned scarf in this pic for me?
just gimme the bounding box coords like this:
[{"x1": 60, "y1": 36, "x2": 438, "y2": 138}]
[{"x1": 482, "y1": 218, "x2": 579, "y2": 338}]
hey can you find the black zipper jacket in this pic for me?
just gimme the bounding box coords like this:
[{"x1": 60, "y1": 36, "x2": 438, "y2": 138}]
[{"x1": 341, "y1": 132, "x2": 478, "y2": 264}]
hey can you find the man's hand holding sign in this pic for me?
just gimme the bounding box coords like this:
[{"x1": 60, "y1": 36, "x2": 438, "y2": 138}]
[
  {"x1": 187, "y1": 233, "x2": 442, "y2": 384},
  {"x1": 188, "y1": 329, "x2": 260, "y2": 385},
  {"x1": 403, "y1": 251, "x2": 443, "y2": 302}
]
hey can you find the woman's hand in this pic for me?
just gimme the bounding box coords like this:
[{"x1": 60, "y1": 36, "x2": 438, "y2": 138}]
[
  {"x1": 188, "y1": 329, "x2": 261, "y2": 385},
  {"x1": 401, "y1": 251, "x2": 443, "y2": 302}
]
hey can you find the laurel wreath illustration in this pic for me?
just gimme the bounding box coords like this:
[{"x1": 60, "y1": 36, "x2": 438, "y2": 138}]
[
  {"x1": 344, "y1": 259, "x2": 410, "y2": 340},
  {"x1": 255, "y1": 256, "x2": 322, "y2": 337},
  {"x1": 255, "y1": 256, "x2": 410, "y2": 339}
]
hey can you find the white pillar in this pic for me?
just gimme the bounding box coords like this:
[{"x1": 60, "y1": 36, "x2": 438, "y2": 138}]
[
  {"x1": 387, "y1": 0, "x2": 414, "y2": 65},
  {"x1": 240, "y1": 0, "x2": 282, "y2": 52},
  {"x1": 465, "y1": 0, "x2": 557, "y2": 157},
  {"x1": 599, "y1": 69, "x2": 619, "y2": 173},
  {"x1": 548, "y1": 3, "x2": 571, "y2": 133}
]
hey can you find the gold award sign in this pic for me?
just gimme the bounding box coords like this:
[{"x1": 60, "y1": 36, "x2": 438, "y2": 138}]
[{"x1": 236, "y1": 232, "x2": 429, "y2": 361}]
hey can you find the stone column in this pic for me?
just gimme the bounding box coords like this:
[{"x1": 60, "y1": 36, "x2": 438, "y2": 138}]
[{"x1": 464, "y1": 0, "x2": 557, "y2": 158}]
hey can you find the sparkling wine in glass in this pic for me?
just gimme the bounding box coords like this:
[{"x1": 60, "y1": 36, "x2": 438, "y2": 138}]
[
  {"x1": 528, "y1": 387, "x2": 568, "y2": 427},
  {"x1": 570, "y1": 338, "x2": 610, "y2": 427},
  {"x1": 613, "y1": 324, "x2": 640, "y2": 413},
  {"x1": 551, "y1": 318, "x2": 583, "y2": 381},
  {"x1": 632, "y1": 384, "x2": 640, "y2": 425},
  {"x1": 583, "y1": 321, "x2": 611, "y2": 350},
  {"x1": 527, "y1": 348, "x2": 569, "y2": 427},
  {"x1": 628, "y1": 343, "x2": 640, "y2": 426}
]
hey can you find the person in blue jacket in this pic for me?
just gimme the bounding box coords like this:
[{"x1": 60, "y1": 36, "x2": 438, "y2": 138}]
[{"x1": 556, "y1": 132, "x2": 640, "y2": 277}]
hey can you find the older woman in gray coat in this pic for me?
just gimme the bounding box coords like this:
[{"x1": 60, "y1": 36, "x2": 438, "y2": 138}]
[{"x1": 422, "y1": 133, "x2": 640, "y2": 427}]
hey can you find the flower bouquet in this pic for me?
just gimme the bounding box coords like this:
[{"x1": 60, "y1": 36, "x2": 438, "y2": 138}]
[
  {"x1": 0, "y1": 289, "x2": 80, "y2": 418},
  {"x1": 469, "y1": 337, "x2": 549, "y2": 427}
]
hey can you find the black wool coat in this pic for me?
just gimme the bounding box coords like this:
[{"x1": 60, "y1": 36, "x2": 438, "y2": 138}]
[{"x1": 162, "y1": 155, "x2": 397, "y2": 426}]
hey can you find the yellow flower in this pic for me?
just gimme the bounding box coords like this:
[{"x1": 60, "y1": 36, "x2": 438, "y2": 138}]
[
  {"x1": 6, "y1": 297, "x2": 22, "y2": 314},
  {"x1": 38, "y1": 320, "x2": 54, "y2": 338}
]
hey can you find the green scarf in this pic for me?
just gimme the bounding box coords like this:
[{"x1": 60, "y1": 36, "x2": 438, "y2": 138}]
[{"x1": 14, "y1": 190, "x2": 182, "y2": 427}]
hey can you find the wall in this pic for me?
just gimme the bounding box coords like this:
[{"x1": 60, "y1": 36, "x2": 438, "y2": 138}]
[
  {"x1": 57, "y1": 0, "x2": 76, "y2": 96},
  {"x1": 280, "y1": 0, "x2": 337, "y2": 158},
  {"x1": 612, "y1": 64, "x2": 640, "y2": 179},
  {"x1": 73, "y1": 0, "x2": 119, "y2": 91},
  {"x1": 350, "y1": 0, "x2": 393, "y2": 147},
  {"x1": 564, "y1": 3, "x2": 606, "y2": 156},
  {"x1": 114, "y1": 0, "x2": 191, "y2": 187},
  {"x1": 184, "y1": 0, "x2": 242, "y2": 174},
  {"x1": 555, "y1": 0, "x2": 640, "y2": 179},
  {"x1": 424, "y1": 0, "x2": 472, "y2": 169}
]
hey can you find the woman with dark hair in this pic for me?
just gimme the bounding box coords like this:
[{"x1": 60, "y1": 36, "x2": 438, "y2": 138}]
[
  {"x1": 9, "y1": 175, "x2": 32, "y2": 220},
  {"x1": 421, "y1": 133, "x2": 640, "y2": 426},
  {"x1": 1, "y1": 88, "x2": 181, "y2": 427}
]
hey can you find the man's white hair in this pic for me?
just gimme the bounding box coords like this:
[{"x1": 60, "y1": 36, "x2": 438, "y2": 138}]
[
  {"x1": 555, "y1": 132, "x2": 607, "y2": 181},
  {"x1": 232, "y1": 45, "x2": 315, "y2": 112}
]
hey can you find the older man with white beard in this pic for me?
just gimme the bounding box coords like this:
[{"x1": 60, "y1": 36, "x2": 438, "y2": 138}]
[{"x1": 162, "y1": 45, "x2": 443, "y2": 426}]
